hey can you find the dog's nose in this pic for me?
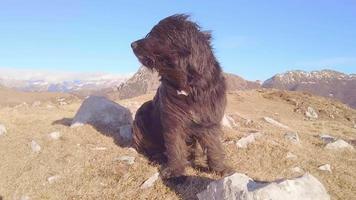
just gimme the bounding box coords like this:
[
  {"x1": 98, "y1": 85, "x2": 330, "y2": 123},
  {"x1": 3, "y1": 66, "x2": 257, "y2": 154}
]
[{"x1": 131, "y1": 42, "x2": 138, "y2": 49}]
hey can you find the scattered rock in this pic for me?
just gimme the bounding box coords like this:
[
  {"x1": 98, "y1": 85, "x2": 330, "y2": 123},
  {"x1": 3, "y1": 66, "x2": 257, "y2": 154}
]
[
  {"x1": 71, "y1": 96, "x2": 133, "y2": 146},
  {"x1": 70, "y1": 122, "x2": 84, "y2": 128},
  {"x1": 305, "y1": 106, "x2": 318, "y2": 120},
  {"x1": 318, "y1": 164, "x2": 332, "y2": 173},
  {"x1": 47, "y1": 175, "x2": 61, "y2": 184},
  {"x1": 48, "y1": 131, "x2": 61, "y2": 140},
  {"x1": 319, "y1": 134, "x2": 336, "y2": 144},
  {"x1": 20, "y1": 195, "x2": 30, "y2": 200},
  {"x1": 221, "y1": 114, "x2": 237, "y2": 129},
  {"x1": 91, "y1": 147, "x2": 107, "y2": 151},
  {"x1": 263, "y1": 117, "x2": 291, "y2": 130},
  {"x1": 0, "y1": 124, "x2": 7, "y2": 136},
  {"x1": 236, "y1": 132, "x2": 262, "y2": 148},
  {"x1": 32, "y1": 101, "x2": 41, "y2": 107},
  {"x1": 197, "y1": 173, "x2": 330, "y2": 200},
  {"x1": 285, "y1": 132, "x2": 300, "y2": 144},
  {"x1": 291, "y1": 166, "x2": 304, "y2": 174},
  {"x1": 114, "y1": 156, "x2": 135, "y2": 165},
  {"x1": 30, "y1": 140, "x2": 41, "y2": 153},
  {"x1": 286, "y1": 152, "x2": 297, "y2": 160},
  {"x1": 127, "y1": 147, "x2": 137, "y2": 153},
  {"x1": 325, "y1": 139, "x2": 354, "y2": 150},
  {"x1": 140, "y1": 172, "x2": 160, "y2": 189}
]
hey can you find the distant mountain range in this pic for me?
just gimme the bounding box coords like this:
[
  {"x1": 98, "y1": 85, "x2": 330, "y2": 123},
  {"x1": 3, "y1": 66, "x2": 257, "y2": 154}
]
[
  {"x1": 0, "y1": 68, "x2": 129, "y2": 93},
  {"x1": 262, "y1": 69, "x2": 356, "y2": 108}
]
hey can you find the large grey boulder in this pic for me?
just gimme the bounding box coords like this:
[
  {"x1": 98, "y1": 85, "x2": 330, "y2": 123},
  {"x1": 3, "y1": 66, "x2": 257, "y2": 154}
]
[
  {"x1": 71, "y1": 96, "x2": 133, "y2": 146},
  {"x1": 197, "y1": 173, "x2": 330, "y2": 200}
]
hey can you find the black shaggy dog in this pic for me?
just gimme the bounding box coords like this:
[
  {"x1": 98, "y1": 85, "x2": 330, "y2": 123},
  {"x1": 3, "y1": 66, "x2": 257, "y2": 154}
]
[{"x1": 131, "y1": 14, "x2": 233, "y2": 179}]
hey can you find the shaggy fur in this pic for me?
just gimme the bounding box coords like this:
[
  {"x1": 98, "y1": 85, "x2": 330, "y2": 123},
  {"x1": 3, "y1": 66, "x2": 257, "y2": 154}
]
[{"x1": 131, "y1": 14, "x2": 233, "y2": 179}]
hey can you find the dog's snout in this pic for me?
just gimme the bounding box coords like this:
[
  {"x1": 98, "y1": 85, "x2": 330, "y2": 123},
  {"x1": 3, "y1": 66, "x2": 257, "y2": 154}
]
[{"x1": 131, "y1": 42, "x2": 138, "y2": 49}]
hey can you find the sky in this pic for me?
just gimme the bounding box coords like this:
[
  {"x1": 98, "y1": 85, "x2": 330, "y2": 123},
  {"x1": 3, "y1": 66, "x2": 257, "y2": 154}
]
[{"x1": 0, "y1": 0, "x2": 355, "y2": 81}]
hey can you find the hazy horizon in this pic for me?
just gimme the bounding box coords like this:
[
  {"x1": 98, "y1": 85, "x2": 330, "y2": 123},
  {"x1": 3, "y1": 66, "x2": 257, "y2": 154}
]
[{"x1": 1, "y1": 0, "x2": 355, "y2": 81}]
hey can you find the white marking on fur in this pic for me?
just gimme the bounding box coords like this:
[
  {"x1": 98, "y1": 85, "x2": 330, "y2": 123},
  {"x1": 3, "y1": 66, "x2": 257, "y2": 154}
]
[{"x1": 177, "y1": 90, "x2": 189, "y2": 96}]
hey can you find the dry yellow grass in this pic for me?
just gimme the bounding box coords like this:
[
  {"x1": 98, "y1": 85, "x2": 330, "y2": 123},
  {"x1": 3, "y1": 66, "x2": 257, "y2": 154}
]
[{"x1": 0, "y1": 89, "x2": 355, "y2": 199}]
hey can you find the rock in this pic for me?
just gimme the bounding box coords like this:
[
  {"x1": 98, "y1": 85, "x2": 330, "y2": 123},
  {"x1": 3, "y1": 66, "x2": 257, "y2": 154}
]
[
  {"x1": 71, "y1": 96, "x2": 133, "y2": 145},
  {"x1": 197, "y1": 173, "x2": 330, "y2": 200},
  {"x1": 320, "y1": 134, "x2": 336, "y2": 144},
  {"x1": 47, "y1": 175, "x2": 61, "y2": 184},
  {"x1": 70, "y1": 122, "x2": 84, "y2": 128},
  {"x1": 32, "y1": 101, "x2": 41, "y2": 107},
  {"x1": 20, "y1": 195, "x2": 30, "y2": 200},
  {"x1": 263, "y1": 117, "x2": 291, "y2": 130},
  {"x1": 236, "y1": 132, "x2": 262, "y2": 148},
  {"x1": 221, "y1": 114, "x2": 237, "y2": 129},
  {"x1": 48, "y1": 131, "x2": 61, "y2": 140},
  {"x1": 305, "y1": 106, "x2": 318, "y2": 120},
  {"x1": 318, "y1": 164, "x2": 332, "y2": 172},
  {"x1": 140, "y1": 172, "x2": 160, "y2": 189},
  {"x1": 285, "y1": 132, "x2": 300, "y2": 144},
  {"x1": 0, "y1": 124, "x2": 7, "y2": 136},
  {"x1": 30, "y1": 140, "x2": 41, "y2": 153},
  {"x1": 325, "y1": 139, "x2": 354, "y2": 150},
  {"x1": 286, "y1": 152, "x2": 297, "y2": 160},
  {"x1": 119, "y1": 124, "x2": 133, "y2": 145},
  {"x1": 291, "y1": 166, "x2": 304, "y2": 174},
  {"x1": 114, "y1": 156, "x2": 135, "y2": 165}
]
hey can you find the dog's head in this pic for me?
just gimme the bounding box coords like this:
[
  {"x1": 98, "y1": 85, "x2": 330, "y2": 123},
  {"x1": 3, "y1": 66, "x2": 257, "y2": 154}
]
[{"x1": 131, "y1": 14, "x2": 214, "y2": 90}]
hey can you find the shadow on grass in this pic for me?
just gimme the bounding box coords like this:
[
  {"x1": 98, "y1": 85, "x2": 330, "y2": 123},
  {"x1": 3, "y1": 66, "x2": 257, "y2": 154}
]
[
  {"x1": 52, "y1": 118, "x2": 131, "y2": 147},
  {"x1": 162, "y1": 175, "x2": 213, "y2": 200}
]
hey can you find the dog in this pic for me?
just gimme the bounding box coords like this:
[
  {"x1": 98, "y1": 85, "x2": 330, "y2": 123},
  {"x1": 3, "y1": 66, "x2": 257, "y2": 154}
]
[{"x1": 131, "y1": 14, "x2": 233, "y2": 179}]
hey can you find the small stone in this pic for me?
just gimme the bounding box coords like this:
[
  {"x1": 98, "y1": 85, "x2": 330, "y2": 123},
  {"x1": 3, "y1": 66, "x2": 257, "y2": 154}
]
[
  {"x1": 49, "y1": 131, "x2": 61, "y2": 140},
  {"x1": 286, "y1": 152, "x2": 297, "y2": 160},
  {"x1": 114, "y1": 156, "x2": 135, "y2": 165},
  {"x1": 0, "y1": 124, "x2": 7, "y2": 136},
  {"x1": 92, "y1": 147, "x2": 107, "y2": 151},
  {"x1": 31, "y1": 140, "x2": 41, "y2": 153},
  {"x1": 284, "y1": 132, "x2": 300, "y2": 144},
  {"x1": 47, "y1": 175, "x2": 61, "y2": 184},
  {"x1": 305, "y1": 106, "x2": 318, "y2": 120},
  {"x1": 140, "y1": 172, "x2": 160, "y2": 189},
  {"x1": 70, "y1": 122, "x2": 84, "y2": 128},
  {"x1": 127, "y1": 147, "x2": 137, "y2": 153},
  {"x1": 320, "y1": 134, "x2": 336, "y2": 144},
  {"x1": 290, "y1": 166, "x2": 304, "y2": 174},
  {"x1": 318, "y1": 164, "x2": 332, "y2": 172},
  {"x1": 20, "y1": 195, "x2": 30, "y2": 200},
  {"x1": 32, "y1": 101, "x2": 41, "y2": 107},
  {"x1": 325, "y1": 139, "x2": 354, "y2": 150},
  {"x1": 221, "y1": 114, "x2": 237, "y2": 129},
  {"x1": 236, "y1": 132, "x2": 262, "y2": 148},
  {"x1": 263, "y1": 117, "x2": 290, "y2": 130}
]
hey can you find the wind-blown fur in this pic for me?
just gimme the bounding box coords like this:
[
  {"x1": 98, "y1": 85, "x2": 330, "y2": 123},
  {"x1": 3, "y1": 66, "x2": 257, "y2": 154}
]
[{"x1": 131, "y1": 14, "x2": 233, "y2": 179}]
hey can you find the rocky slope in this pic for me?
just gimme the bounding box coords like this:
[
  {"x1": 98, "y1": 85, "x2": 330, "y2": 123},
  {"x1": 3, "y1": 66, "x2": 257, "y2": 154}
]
[
  {"x1": 0, "y1": 89, "x2": 355, "y2": 199},
  {"x1": 262, "y1": 70, "x2": 356, "y2": 108},
  {"x1": 113, "y1": 66, "x2": 260, "y2": 99}
]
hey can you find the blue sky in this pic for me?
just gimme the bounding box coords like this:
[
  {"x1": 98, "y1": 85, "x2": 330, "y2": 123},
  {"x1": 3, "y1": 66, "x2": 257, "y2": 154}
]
[{"x1": 0, "y1": 0, "x2": 355, "y2": 81}]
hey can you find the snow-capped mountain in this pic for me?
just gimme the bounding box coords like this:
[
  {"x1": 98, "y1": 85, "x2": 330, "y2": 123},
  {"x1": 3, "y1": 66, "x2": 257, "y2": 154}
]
[
  {"x1": 0, "y1": 68, "x2": 130, "y2": 93},
  {"x1": 262, "y1": 69, "x2": 356, "y2": 108}
]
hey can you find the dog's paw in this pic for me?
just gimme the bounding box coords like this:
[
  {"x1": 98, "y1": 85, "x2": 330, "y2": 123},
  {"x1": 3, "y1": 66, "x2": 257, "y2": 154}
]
[
  {"x1": 160, "y1": 166, "x2": 185, "y2": 180},
  {"x1": 218, "y1": 166, "x2": 236, "y2": 177}
]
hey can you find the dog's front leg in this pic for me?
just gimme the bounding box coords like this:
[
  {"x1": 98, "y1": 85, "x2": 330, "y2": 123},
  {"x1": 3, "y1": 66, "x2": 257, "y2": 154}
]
[{"x1": 160, "y1": 127, "x2": 189, "y2": 179}]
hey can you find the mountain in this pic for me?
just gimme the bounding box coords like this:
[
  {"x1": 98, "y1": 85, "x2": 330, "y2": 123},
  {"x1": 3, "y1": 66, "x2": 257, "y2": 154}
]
[
  {"x1": 114, "y1": 66, "x2": 260, "y2": 99},
  {"x1": 0, "y1": 68, "x2": 129, "y2": 94},
  {"x1": 262, "y1": 70, "x2": 356, "y2": 108}
]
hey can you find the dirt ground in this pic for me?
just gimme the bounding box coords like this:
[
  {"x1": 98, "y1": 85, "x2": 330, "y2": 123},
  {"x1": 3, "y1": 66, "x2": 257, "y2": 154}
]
[{"x1": 0, "y1": 89, "x2": 355, "y2": 199}]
